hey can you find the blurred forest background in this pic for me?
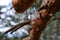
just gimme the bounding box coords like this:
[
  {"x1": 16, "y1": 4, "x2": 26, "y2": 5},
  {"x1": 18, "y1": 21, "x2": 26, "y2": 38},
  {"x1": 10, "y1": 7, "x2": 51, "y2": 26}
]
[{"x1": 0, "y1": 0, "x2": 60, "y2": 40}]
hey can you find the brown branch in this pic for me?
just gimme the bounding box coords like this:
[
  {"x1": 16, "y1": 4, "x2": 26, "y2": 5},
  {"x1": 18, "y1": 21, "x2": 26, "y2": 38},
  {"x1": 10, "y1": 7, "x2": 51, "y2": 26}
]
[{"x1": 3, "y1": 20, "x2": 31, "y2": 34}]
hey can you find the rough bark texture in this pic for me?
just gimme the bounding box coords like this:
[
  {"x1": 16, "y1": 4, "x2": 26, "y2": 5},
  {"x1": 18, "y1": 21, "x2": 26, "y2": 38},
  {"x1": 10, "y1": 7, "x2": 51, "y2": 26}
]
[{"x1": 4, "y1": 0, "x2": 60, "y2": 40}]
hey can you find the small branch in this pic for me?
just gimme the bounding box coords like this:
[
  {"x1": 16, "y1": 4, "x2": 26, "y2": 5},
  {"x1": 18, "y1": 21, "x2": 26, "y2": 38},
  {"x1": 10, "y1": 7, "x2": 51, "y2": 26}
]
[
  {"x1": 3, "y1": 20, "x2": 31, "y2": 34},
  {"x1": 48, "y1": 18, "x2": 60, "y2": 25}
]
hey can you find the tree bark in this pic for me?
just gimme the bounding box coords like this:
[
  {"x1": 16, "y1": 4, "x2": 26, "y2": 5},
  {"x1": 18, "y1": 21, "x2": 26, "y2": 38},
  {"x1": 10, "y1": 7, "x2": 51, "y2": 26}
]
[{"x1": 23, "y1": 0, "x2": 60, "y2": 40}]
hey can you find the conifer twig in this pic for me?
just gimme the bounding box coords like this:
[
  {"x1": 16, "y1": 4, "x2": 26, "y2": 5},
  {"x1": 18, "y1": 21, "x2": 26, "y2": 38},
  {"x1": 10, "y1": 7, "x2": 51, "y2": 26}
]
[{"x1": 4, "y1": 20, "x2": 31, "y2": 34}]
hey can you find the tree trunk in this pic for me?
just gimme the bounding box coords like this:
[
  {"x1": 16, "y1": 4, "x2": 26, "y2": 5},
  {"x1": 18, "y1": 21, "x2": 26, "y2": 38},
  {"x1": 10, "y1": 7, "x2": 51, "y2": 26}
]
[{"x1": 23, "y1": 0, "x2": 60, "y2": 40}]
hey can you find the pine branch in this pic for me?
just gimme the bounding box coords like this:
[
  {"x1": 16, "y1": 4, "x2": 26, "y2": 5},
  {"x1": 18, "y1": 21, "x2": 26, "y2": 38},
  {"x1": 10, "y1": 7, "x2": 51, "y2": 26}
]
[{"x1": 3, "y1": 20, "x2": 31, "y2": 34}]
